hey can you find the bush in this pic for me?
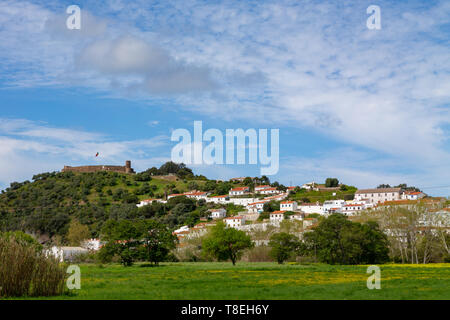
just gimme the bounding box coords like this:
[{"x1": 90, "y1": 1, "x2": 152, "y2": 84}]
[{"x1": 0, "y1": 236, "x2": 66, "y2": 297}]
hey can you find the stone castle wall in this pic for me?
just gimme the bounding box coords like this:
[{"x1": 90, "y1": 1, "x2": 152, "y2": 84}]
[{"x1": 62, "y1": 161, "x2": 135, "y2": 174}]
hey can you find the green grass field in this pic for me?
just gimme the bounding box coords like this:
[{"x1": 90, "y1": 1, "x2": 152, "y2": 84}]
[{"x1": 30, "y1": 262, "x2": 450, "y2": 300}]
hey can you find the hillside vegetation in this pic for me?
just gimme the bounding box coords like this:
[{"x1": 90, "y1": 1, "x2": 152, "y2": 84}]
[
  {"x1": 0, "y1": 163, "x2": 233, "y2": 241},
  {"x1": 0, "y1": 161, "x2": 357, "y2": 244}
]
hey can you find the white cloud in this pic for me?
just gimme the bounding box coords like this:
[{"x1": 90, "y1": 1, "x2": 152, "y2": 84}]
[{"x1": 75, "y1": 35, "x2": 216, "y2": 94}]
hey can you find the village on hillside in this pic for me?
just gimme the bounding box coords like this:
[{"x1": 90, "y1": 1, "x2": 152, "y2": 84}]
[
  {"x1": 30, "y1": 162, "x2": 448, "y2": 263},
  {"x1": 148, "y1": 183, "x2": 446, "y2": 242}
]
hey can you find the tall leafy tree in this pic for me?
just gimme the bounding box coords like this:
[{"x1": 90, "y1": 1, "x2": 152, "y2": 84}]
[
  {"x1": 202, "y1": 222, "x2": 253, "y2": 265},
  {"x1": 301, "y1": 214, "x2": 389, "y2": 265},
  {"x1": 138, "y1": 220, "x2": 177, "y2": 265},
  {"x1": 66, "y1": 219, "x2": 90, "y2": 246},
  {"x1": 269, "y1": 232, "x2": 300, "y2": 264},
  {"x1": 100, "y1": 220, "x2": 142, "y2": 266},
  {"x1": 325, "y1": 178, "x2": 339, "y2": 188},
  {"x1": 99, "y1": 219, "x2": 177, "y2": 266}
]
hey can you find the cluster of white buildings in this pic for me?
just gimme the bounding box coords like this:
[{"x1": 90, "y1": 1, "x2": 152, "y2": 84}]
[
  {"x1": 137, "y1": 185, "x2": 290, "y2": 212},
  {"x1": 354, "y1": 188, "x2": 426, "y2": 204},
  {"x1": 140, "y1": 183, "x2": 433, "y2": 244}
]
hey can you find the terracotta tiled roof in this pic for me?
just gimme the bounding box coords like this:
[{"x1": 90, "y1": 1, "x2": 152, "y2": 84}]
[{"x1": 230, "y1": 187, "x2": 249, "y2": 191}]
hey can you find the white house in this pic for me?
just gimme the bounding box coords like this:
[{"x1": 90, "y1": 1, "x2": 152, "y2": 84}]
[
  {"x1": 402, "y1": 191, "x2": 426, "y2": 200},
  {"x1": 289, "y1": 213, "x2": 304, "y2": 221},
  {"x1": 229, "y1": 197, "x2": 259, "y2": 206},
  {"x1": 259, "y1": 187, "x2": 280, "y2": 195},
  {"x1": 301, "y1": 182, "x2": 317, "y2": 190},
  {"x1": 340, "y1": 204, "x2": 365, "y2": 215},
  {"x1": 255, "y1": 185, "x2": 271, "y2": 192},
  {"x1": 280, "y1": 201, "x2": 298, "y2": 211},
  {"x1": 247, "y1": 201, "x2": 268, "y2": 213},
  {"x1": 224, "y1": 216, "x2": 246, "y2": 228},
  {"x1": 209, "y1": 208, "x2": 227, "y2": 219},
  {"x1": 270, "y1": 211, "x2": 285, "y2": 222},
  {"x1": 137, "y1": 198, "x2": 158, "y2": 207},
  {"x1": 167, "y1": 191, "x2": 209, "y2": 201},
  {"x1": 323, "y1": 200, "x2": 346, "y2": 213},
  {"x1": 298, "y1": 203, "x2": 324, "y2": 215},
  {"x1": 206, "y1": 195, "x2": 229, "y2": 204},
  {"x1": 355, "y1": 188, "x2": 402, "y2": 204},
  {"x1": 185, "y1": 191, "x2": 209, "y2": 200},
  {"x1": 351, "y1": 198, "x2": 374, "y2": 209},
  {"x1": 229, "y1": 186, "x2": 250, "y2": 196}
]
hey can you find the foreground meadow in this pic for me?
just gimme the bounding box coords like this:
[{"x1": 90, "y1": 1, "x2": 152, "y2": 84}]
[{"x1": 28, "y1": 262, "x2": 450, "y2": 300}]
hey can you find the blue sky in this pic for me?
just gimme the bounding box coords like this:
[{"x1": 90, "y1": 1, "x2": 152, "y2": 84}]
[{"x1": 0, "y1": 0, "x2": 449, "y2": 196}]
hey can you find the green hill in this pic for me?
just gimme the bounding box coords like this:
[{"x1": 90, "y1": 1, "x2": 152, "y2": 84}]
[{"x1": 0, "y1": 162, "x2": 237, "y2": 242}]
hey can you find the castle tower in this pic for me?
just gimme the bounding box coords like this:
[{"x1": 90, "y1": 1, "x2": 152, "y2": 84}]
[{"x1": 125, "y1": 160, "x2": 132, "y2": 173}]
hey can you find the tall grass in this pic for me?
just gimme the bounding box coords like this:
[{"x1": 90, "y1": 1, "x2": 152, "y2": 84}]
[{"x1": 0, "y1": 237, "x2": 66, "y2": 297}]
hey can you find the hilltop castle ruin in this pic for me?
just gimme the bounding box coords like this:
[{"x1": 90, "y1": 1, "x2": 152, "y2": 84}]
[{"x1": 62, "y1": 160, "x2": 135, "y2": 174}]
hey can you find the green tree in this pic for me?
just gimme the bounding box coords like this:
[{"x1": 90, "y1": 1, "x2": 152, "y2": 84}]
[
  {"x1": 202, "y1": 180, "x2": 216, "y2": 191},
  {"x1": 99, "y1": 219, "x2": 177, "y2": 266},
  {"x1": 263, "y1": 200, "x2": 279, "y2": 213},
  {"x1": 202, "y1": 222, "x2": 253, "y2": 265},
  {"x1": 243, "y1": 177, "x2": 254, "y2": 188},
  {"x1": 215, "y1": 182, "x2": 231, "y2": 195},
  {"x1": 66, "y1": 219, "x2": 91, "y2": 246},
  {"x1": 260, "y1": 175, "x2": 270, "y2": 185},
  {"x1": 138, "y1": 220, "x2": 177, "y2": 265},
  {"x1": 325, "y1": 178, "x2": 339, "y2": 188},
  {"x1": 100, "y1": 220, "x2": 141, "y2": 266},
  {"x1": 188, "y1": 181, "x2": 199, "y2": 191},
  {"x1": 269, "y1": 232, "x2": 300, "y2": 264},
  {"x1": 301, "y1": 214, "x2": 389, "y2": 265}
]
